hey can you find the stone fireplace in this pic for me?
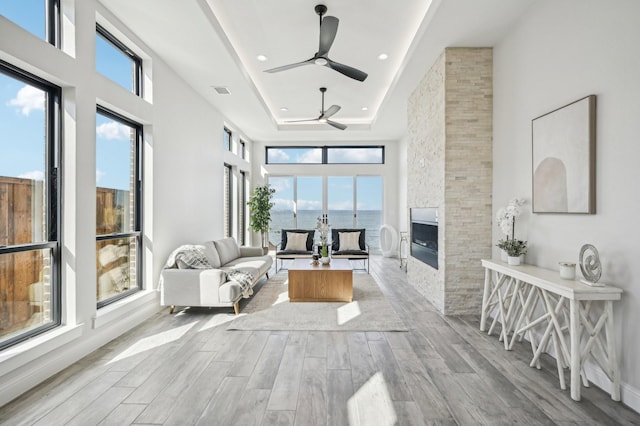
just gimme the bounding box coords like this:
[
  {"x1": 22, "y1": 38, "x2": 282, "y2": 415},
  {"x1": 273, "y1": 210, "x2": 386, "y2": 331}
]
[
  {"x1": 410, "y1": 208, "x2": 438, "y2": 269},
  {"x1": 407, "y1": 47, "x2": 493, "y2": 315}
]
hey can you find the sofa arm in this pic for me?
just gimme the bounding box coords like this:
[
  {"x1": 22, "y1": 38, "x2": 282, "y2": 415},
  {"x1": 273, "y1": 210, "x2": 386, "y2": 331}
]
[
  {"x1": 240, "y1": 246, "x2": 266, "y2": 257},
  {"x1": 160, "y1": 268, "x2": 227, "y2": 306}
]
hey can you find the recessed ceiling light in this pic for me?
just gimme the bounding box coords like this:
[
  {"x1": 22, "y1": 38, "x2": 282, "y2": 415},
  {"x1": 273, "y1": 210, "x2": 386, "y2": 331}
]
[
  {"x1": 377, "y1": 53, "x2": 388, "y2": 60},
  {"x1": 361, "y1": 107, "x2": 369, "y2": 111},
  {"x1": 257, "y1": 54, "x2": 268, "y2": 62},
  {"x1": 280, "y1": 107, "x2": 288, "y2": 111}
]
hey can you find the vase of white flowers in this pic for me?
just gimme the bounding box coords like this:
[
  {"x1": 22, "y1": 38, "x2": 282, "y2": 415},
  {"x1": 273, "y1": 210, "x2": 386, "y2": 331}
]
[
  {"x1": 496, "y1": 198, "x2": 526, "y2": 262},
  {"x1": 316, "y1": 216, "x2": 331, "y2": 264}
]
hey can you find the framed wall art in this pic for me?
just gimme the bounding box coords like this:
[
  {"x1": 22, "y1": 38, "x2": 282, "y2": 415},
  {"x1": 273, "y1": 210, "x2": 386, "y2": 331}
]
[{"x1": 532, "y1": 95, "x2": 596, "y2": 214}]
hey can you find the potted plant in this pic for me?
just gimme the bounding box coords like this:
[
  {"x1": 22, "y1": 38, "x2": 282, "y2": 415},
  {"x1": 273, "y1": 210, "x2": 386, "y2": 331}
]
[
  {"x1": 504, "y1": 239, "x2": 527, "y2": 266},
  {"x1": 496, "y1": 239, "x2": 509, "y2": 262},
  {"x1": 247, "y1": 184, "x2": 275, "y2": 252},
  {"x1": 316, "y1": 216, "x2": 331, "y2": 264},
  {"x1": 496, "y1": 198, "x2": 525, "y2": 262}
]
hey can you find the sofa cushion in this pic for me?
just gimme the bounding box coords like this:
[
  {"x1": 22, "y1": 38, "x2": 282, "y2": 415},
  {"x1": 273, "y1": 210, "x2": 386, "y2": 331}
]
[
  {"x1": 215, "y1": 237, "x2": 241, "y2": 265},
  {"x1": 338, "y1": 231, "x2": 361, "y2": 251},
  {"x1": 331, "y1": 228, "x2": 366, "y2": 251},
  {"x1": 280, "y1": 229, "x2": 314, "y2": 251},
  {"x1": 285, "y1": 232, "x2": 308, "y2": 251},
  {"x1": 224, "y1": 255, "x2": 273, "y2": 278},
  {"x1": 203, "y1": 241, "x2": 222, "y2": 268}
]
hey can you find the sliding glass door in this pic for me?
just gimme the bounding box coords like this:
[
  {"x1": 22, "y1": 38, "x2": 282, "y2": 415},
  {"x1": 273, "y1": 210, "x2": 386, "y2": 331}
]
[
  {"x1": 327, "y1": 176, "x2": 354, "y2": 229},
  {"x1": 296, "y1": 177, "x2": 322, "y2": 230},
  {"x1": 356, "y1": 176, "x2": 383, "y2": 251},
  {"x1": 267, "y1": 175, "x2": 383, "y2": 252},
  {"x1": 269, "y1": 176, "x2": 294, "y2": 248}
]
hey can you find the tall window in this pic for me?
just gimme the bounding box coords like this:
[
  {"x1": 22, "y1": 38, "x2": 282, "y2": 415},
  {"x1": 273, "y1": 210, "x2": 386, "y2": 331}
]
[
  {"x1": 223, "y1": 128, "x2": 232, "y2": 152},
  {"x1": 239, "y1": 140, "x2": 246, "y2": 159},
  {"x1": 96, "y1": 25, "x2": 142, "y2": 95},
  {"x1": 356, "y1": 176, "x2": 383, "y2": 250},
  {"x1": 0, "y1": 0, "x2": 60, "y2": 45},
  {"x1": 0, "y1": 62, "x2": 61, "y2": 350},
  {"x1": 328, "y1": 176, "x2": 354, "y2": 229},
  {"x1": 224, "y1": 164, "x2": 233, "y2": 238},
  {"x1": 268, "y1": 176, "x2": 295, "y2": 247},
  {"x1": 96, "y1": 108, "x2": 142, "y2": 307},
  {"x1": 238, "y1": 171, "x2": 247, "y2": 245}
]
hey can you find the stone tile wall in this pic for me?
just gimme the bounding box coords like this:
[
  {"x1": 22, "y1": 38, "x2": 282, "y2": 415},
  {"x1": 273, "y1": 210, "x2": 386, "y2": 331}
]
[{"x1": 407, "y1": 47, "x2": 493, "y2": 315}]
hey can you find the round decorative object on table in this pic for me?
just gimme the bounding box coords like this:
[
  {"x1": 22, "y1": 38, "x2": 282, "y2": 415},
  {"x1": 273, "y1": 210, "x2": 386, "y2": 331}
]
[
  {"x1": 319, "y1": 256, "x2": 331, "y2": 265},
  {"x1": 579, "y1": 244, "x2": 604, "y2": 286},
  {"x1": 559, "y1": 261, "x2": 576, "y2": 280},
  {"x1": 507, "y1": 255, "x2": 521, "y2": 266}
]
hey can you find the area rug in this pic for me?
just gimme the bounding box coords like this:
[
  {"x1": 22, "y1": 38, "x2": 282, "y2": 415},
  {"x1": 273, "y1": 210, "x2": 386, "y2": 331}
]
[{"x1": 226, "y1": 273, "x2": 408, "y2": 331}]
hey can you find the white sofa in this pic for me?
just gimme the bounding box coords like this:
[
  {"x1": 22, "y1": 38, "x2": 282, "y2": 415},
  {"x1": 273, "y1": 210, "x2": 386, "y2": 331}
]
[{"x1": 160, "y1": 237, "x2": 273, "y2": 314}]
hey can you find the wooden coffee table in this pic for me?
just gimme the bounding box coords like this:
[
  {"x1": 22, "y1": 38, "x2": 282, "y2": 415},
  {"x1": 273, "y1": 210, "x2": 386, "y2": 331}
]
[{"x1": 288, "y1": 259, "x2": 353, "y2": 302}]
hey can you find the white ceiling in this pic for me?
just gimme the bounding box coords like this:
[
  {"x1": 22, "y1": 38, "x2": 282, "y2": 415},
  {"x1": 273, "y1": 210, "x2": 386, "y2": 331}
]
[{"x1": 99, "y1": 0, "x2": 536, "y2": 143}]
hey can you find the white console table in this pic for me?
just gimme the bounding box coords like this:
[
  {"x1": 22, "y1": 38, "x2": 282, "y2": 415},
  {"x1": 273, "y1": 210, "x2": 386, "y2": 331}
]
[{"x1": 480, "y1": 259, "x2": 622, "y2": 401}]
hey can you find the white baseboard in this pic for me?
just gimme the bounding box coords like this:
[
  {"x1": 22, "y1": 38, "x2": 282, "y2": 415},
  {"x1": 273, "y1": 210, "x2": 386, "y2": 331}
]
[
  {"x1": 584, "y1": 362, "x2": 640, "y2": 413},
  {"x1": 489, "y1": 314, "x2": 640, "y2": 414}
]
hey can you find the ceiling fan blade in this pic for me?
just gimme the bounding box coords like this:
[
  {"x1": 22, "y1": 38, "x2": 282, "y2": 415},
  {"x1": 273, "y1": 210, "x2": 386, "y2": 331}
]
[
  {"x1": 324, "y1": 104, "x2": 341, "y2": 119},
  {"x1": 264, "y1": 58, "x2": 314, "y2": 74},
  {"x1": 326, "y1": 119, "x2": 347, "y2": 130},
  {"x1": 326, "y1": 59, "x2": 368, "y2": 82},
  {"x1": 285, "y1": 118, "x2": 320, "y2": 123},
  {"x1": 318, "y1": 16, "x2": 339, "y2": 56}
]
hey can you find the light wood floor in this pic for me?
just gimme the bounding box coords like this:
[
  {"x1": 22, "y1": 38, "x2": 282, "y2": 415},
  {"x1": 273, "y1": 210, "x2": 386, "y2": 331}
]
[{"x1": 1, "y1": 256, "x2": 639, "y2": 425}]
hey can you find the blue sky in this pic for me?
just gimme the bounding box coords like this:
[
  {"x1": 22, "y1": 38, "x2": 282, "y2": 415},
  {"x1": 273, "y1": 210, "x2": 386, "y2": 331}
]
[
  {"x1": 0, "y1": 3, "x2": 135, "y2": 191},
  {"x1": 269, "y1": 176, "x2": 382, "y2": 211}
]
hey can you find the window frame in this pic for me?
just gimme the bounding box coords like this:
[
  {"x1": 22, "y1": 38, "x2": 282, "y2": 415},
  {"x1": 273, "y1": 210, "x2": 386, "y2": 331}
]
[
  {"x1": 224, "y1": 127, "x2": 232, "y2": 152},
  {"x1": 239, "y1": 140, "x2": 246, "y2": 159},
  {"x1": 95, "y1": 106, "x2": 144, "y2": 309},
  {"x1": 238, "y1": 171, "x2": 247, "y2": 245},
  {"x1": 47, "y1": 0, "x2": 61, "y2": 47},
  {"x1": 0, "y1": 60, "x2": 62, "y2": 351},
  {"x1": 265, "y1": 145, "x2": 385, "y2": 165},
  {"x1": 223, "y1": 163, "x2": 233, "y2": 238},
  {"x1": 96, "y1": 24, "x2": 143, "y2": 97}
]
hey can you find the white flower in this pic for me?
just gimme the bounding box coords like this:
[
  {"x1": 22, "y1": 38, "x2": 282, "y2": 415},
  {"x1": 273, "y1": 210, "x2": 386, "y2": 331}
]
[
  {"x1": 316, "y1": 217, "x2": 331, "y2": 245},
  {"x1": 497, "y1": 198, "x2": 526, "y2": 238}
]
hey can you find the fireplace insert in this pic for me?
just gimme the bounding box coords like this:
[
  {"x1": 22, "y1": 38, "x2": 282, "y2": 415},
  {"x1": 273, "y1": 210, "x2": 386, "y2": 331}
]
[{"x1": 410, "y1": 208, "x2": 438, "y2": 269}]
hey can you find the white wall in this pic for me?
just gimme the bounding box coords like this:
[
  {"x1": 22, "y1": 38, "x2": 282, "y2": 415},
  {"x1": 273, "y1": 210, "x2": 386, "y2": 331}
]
[
  {"x1": 398, "y1": 134, "x2": 409, "y2": 233},
  {"x1": 0, "y1": 0, "x2": 231, "y2": 406},
  {"x1": 493, "y1": 0, "x2": 640, "y2": 407}
]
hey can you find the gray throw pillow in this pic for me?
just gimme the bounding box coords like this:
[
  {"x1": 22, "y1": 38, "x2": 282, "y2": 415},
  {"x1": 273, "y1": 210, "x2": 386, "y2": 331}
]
[
  {"x1": 203, "y1": 241, "x2": 222, "y2": 268},
  {"x1": 214, "y1": 237, "x2": 241, "y2": 265}
]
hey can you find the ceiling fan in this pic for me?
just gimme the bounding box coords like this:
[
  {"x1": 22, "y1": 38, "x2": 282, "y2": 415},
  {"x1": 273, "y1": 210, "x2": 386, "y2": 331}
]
[
  {"x1": 264, "y1": 4, "x2": 368, "y2": 82},
  {"x1": 286, "y1": 87, "x2": 347, "y2": 130}
]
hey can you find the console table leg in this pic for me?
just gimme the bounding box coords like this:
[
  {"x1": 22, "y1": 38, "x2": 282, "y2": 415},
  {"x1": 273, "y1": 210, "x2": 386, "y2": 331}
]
[
  {"x1": 605, "y1": 301, "x2": 621, "y2": 401},
  {"x1": 480, "y1": 267, "x2": 491, "y2": 332},
  {"x1": 570, "y1": 299, "x2": 581, "y2": 401}
]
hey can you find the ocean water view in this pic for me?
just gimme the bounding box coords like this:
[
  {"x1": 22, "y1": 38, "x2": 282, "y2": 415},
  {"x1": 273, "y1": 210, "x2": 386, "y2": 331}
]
[{"x1": 269, "y1": 209, "x2": 383, "y2": 252}]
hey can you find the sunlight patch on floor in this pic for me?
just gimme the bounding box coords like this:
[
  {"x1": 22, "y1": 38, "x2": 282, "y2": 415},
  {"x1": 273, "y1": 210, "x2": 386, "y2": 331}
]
[
  {"x1": 347, "y1": 372, "x2": 397, "y2": 425},
  {"x1": 273, "y1": 288, "x2": 290, "y2": 306},
  {"x1": 337, "y1": 301, "x2": 362, "y2": 325},
  {"x1": 106, "y1": 321, "x2": 198, "y2": 364}
]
